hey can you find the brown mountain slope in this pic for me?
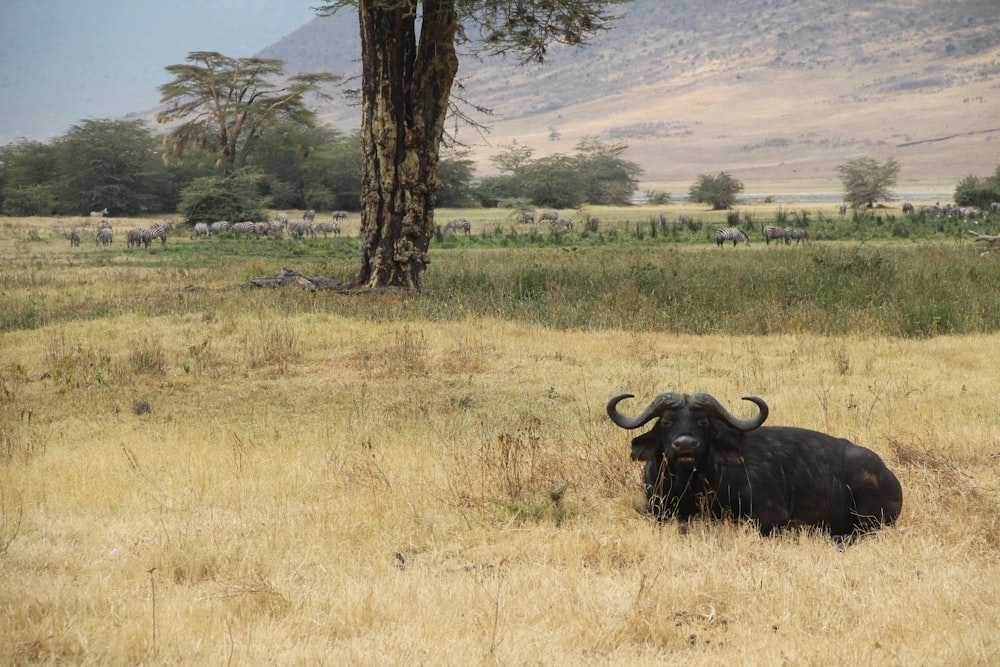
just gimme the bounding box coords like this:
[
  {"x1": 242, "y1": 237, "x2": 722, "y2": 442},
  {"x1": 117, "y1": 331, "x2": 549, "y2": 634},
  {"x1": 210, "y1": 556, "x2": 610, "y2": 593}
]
[{"x1": 259, "y1": 0, "x2": 1000, "y2": 191}]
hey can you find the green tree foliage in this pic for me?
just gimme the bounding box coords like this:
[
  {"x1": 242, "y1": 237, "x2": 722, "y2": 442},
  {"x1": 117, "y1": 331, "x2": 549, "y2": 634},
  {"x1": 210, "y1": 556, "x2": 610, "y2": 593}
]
[
  {"x1": 836, "y1": 157, "x2": 900, "y2": 208},
  {"x1": 0, "y1": 140, "x2": 58, "y2": 190},
  {"x1": 0, "y1": 117, "x2": 368, "y2": 217},
  {"x1": 478, "y1": 138, "x2": 640, "y2": 207},
  {"x1": 316, "y1": 0, "x2": 628, "y2": 289},
  {"x1": 573, "y1": 136, "x2": 642, "y2": 205},
  {"x1": 301, "y1": 131, "x2": 363, "y2": 212},
  {"x1": 521, "y1": 154, "x2": 588, "y2": 208},
  {"x1": 157, "y1": 52, "x2": 338, "y2": 178},
  {"x1": 688, "y1": 171, "x2": 744, "y2": 210},
  {"x1": 2, "y1": 185, "x2": 56, "y2": 216},
  {"x1": 435, "y1": 151, "x2": 477, "y2": 207},
  {"x1": 954, "y1": 165, "x2": 1000, "y2": 209},
  {"x1": 252, "y1": 124, "x2": 362, "y2": 211},
  {"x1": 0, "y1": 139, "x2": 59, "y2": 215},
  {"x1": 177, "y1": 175, "x2": 267, "y2": 224},
  {"x1": 53, "y1": 119, "x2": 172, "y2": 215}
]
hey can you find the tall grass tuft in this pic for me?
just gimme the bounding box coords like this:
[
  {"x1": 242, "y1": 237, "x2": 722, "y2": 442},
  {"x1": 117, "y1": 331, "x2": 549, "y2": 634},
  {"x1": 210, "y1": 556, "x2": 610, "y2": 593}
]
[
  {"x1": 0, "y1": 407, "x2": 44, "y2": 464},
  {"x1": 241, "y1": 316, "x2": 301, "y2": 373},
  {"x1": 127, "y1": 337, "x2": 166, "y2": 375}
]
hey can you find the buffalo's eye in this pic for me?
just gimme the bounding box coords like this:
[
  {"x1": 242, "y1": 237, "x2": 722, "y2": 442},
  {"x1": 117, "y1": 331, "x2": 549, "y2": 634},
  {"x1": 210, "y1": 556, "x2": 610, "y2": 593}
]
[
  {"x1": 697, "y1": 418, "x2": 710, "y2": 427},
  {"x1": 660, "y1": 419, "x2": 673, "y2": 428}
]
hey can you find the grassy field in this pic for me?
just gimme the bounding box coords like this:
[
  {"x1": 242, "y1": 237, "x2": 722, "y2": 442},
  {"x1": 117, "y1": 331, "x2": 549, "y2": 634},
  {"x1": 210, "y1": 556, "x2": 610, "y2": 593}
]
[{"x1": 2, "y1": 208, "x2": 999, "y2": 665}]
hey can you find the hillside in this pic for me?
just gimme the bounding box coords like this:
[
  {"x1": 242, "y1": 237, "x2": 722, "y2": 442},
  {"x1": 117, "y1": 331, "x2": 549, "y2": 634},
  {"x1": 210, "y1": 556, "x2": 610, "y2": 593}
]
[{"x1": 259, "y1": 0, "x2": 1000, "y2": 191}]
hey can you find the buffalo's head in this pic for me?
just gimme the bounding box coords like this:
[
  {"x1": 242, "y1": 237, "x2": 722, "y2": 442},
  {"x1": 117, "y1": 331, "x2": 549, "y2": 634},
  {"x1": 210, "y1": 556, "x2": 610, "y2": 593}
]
[{"x1": 607, "y1": 392, "x2": 768, "y2": 471}]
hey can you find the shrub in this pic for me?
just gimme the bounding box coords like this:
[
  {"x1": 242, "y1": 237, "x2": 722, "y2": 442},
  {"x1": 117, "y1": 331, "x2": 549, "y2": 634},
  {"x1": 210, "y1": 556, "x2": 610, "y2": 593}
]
[
  {"x1": 178, "y1": 175, "x2": 266, "y2": 224},
  {"x1": 954, "y1": 168, "x2": 1000, "y2": 209},
  {"x1": 1, "y1": 185, "x2": 56, "y2": 216}
]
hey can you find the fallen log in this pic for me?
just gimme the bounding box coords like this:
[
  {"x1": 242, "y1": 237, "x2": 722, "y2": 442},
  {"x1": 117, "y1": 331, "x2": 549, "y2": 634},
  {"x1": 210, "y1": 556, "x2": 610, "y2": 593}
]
[
  {"x1": 967, "y1": 230, "x2": 1000, "y2": 243},
  {"x1": 236, "y1": 267, "x2": 342, "y2": 291}
]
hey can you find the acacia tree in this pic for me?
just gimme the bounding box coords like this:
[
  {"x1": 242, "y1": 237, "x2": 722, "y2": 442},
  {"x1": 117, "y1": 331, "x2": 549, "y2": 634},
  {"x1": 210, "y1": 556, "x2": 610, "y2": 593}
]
[
  {"x1": 688, "y1": 171, "x2": 744, "y2": 210},
  {"x1": 837, "y1": 156, "x2": 900, "y2": 209},
  {"x1": 317, "y1": 1, "x2": 628, "y2": 290},
  {"x1": 156, "y1": 52, "x2": 338, "y2": 178},
  {"x1": 55, "y1": 119, "x2": 170, "y2": 215},
  {"x1": 573, "y1": 136, "x2": 642, "y2": 205}
]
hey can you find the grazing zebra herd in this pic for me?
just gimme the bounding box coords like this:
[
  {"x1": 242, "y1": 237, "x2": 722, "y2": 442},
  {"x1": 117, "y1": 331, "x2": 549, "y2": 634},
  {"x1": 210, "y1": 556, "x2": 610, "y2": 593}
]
[
  {"x1": 63, "y1": 219, "x2": 174, "y2": 249},
  {"x1": 913, "y1": 202, "x2": 989, "y2": 219},
  {"x1": 520, "y1": 210, "x2": 578, "y2": 231},
  {"x1": 762, "y1": 225, "x2": 812, "y2": 246},
  {"x1": 126, "y1": 221, "x2": 172, "y2": 249},
  {"x1": 64, "y1": 211, "x2": 356, "y2": 249},
  {"x1": 188, "y1": 211, "x2": 349, "y2": 240},
  {"x1": 713, "y1": 225, "x2": 815, "y2": 248}
]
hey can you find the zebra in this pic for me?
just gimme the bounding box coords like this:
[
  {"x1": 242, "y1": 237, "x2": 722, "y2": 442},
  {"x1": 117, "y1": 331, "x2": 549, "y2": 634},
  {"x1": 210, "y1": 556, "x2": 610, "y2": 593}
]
[
  {"x1": 302, "y1": 209, "x2": 316, "y2": 223},
  {"x1": 538, "y1": 210, "x2": 559, "y2": 224},
  {"x1": 784, "y1": 227, "x2": 812, "y2": 245},
  {"x1": 444, "y1": 218, "x2": 471, "y2": 234},
  {"x1": 763, "y1": 225, "x2": 788, "y2": 245},
  {"x1": 253, "y1": 222, "x2": 271, "y2": 237},
  {"x1": 66, "y1": 228, "x2": 81, "y2": 246},
  {"x1": 521, "y1": 209, "x2": 535, "y2": 224},
  {"x1": 127, "y1": 228, "x2": 147, "y2": 248},
  {"x1": 838, "y1": 203, "x2": 848, "y2": 216},
  {"x1": 550, "y1": 216, "x2": 574, "y2": 232},
  {"x1": 332, "y1": 210, "x2": 348, "y2": 221},
  {"x1": 269, "y1": 215, "x2": 287, "y2": 234},
  {"x1": 268, "y1": 219, "x2": 286, "y2": 237},
  {"x1": 210, "y1": 220, "x2": 230, "y2": 234},
  {"x1": 716, "y1": 227, "x2": 749, "y2": 248},
  {"x1": 230, "y1": 222, "x2": 256, "y2": 236},
  {"x1": 90, "y1": 207, "x2": 108, "y2": 218},
  {"x1": 149, "y1": 224, "x2": 168, "y2": 246},
  {"x1": 98, "y1": 219, "x2": 112, "y2": 230},
  {"x1": 287, "y1": 220, "x2": 315, "y2": 238},
  {"x1": 902, "y1": 202, "x2": 915, "y2": 215},
  {"x1": 314, "y1": 221, "x2": 341, "y2": 237},
  {"x1": 193, "y1": 222, "x2": 211, "y2": 238},
  {"x1": 677, "y1": 214, "x2": 693, "y2": 228},
  {"x1": 95, "y1": 227, "x2": 113, "y2": 247},
  {"x1": 658, "y1": 212, "x2": 669, "y2": 230}
]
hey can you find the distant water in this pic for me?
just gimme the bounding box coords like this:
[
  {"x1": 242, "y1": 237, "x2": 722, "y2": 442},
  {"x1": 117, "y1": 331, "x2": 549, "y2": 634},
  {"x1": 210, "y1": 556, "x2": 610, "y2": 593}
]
[{"x1": 631, "y1": 191, "x2": 955, "y2": 205}]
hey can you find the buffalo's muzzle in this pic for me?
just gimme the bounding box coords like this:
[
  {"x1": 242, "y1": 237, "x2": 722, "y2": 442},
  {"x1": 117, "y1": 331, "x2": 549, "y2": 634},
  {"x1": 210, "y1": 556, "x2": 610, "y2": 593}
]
[{"x1": 671, "y1": 435, "x2": 699, "y2": 463}]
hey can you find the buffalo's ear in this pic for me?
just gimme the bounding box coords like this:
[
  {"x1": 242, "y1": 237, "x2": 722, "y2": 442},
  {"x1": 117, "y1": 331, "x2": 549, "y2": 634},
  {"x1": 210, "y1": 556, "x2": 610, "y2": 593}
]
[
  {"x1": 710, "y1": 435, "x2": 744, "y2": 466},
  {"x1": 630, "y1": 429, "x2": 660, "y2": 461}
]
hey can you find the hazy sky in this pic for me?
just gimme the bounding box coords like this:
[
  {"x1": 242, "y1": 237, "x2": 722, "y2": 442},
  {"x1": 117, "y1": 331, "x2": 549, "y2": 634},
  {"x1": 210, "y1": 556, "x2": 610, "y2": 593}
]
[{"x1": 0, "y1": 1, "x2": 319, "y2": 143}]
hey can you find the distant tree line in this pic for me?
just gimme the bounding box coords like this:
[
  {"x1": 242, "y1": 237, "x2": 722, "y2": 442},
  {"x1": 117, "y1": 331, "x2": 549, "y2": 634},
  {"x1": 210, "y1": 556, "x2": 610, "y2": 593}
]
[
  {"x1": 0, "y1": 118, "x2": 366, "y2": 218},
  {"x1": 0, "y1": 121, "x2": 640, "y2": 218},
  {"x1": 474, "y1": 137, "x2": 643, "y2": 208}
]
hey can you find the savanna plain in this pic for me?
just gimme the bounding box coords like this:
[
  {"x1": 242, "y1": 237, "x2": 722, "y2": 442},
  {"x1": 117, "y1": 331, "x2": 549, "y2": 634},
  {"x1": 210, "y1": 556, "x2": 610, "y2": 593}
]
[{"x1": 2, "y1": 204, "x2": 999, "y2": 665}]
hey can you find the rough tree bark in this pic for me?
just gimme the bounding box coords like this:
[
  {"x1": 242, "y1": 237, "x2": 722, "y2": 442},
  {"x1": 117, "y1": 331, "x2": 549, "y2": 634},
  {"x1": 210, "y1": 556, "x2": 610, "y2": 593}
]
[{"x1": 349, "y1": 1, "x2": 459, "y2": 291}]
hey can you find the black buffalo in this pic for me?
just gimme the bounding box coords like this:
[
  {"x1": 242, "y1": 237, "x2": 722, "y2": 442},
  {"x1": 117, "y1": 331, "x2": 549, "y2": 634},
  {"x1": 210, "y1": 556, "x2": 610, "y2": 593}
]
[{"x1": 607, "y1": 392, "x2": 903, "y2": 539}]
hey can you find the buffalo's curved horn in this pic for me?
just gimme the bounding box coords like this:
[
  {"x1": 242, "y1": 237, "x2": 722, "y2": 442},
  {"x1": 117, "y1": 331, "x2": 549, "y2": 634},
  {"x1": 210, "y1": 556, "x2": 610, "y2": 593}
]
[
  {"x1": 693, "y1": 393, "x2": 768, "y2": 431},
  {"x1": 606, "y1": 392, "x2": 686, "y2": 430}
]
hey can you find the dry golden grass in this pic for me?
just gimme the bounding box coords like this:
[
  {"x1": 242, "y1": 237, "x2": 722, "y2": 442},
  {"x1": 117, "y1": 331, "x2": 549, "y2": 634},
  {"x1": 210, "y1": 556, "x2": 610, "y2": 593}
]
[{"x1": 1, "y1": 215, "x2": 998, "y2": 665}]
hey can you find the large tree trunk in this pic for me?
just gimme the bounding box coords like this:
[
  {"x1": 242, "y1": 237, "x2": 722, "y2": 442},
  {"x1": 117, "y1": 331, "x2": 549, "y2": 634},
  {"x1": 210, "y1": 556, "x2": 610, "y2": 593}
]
[{"x1": 349, "y1": 1, "x2": 459, "y2": 290}]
